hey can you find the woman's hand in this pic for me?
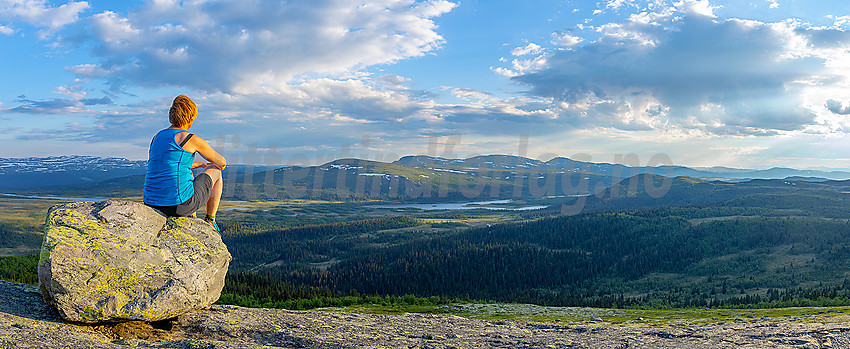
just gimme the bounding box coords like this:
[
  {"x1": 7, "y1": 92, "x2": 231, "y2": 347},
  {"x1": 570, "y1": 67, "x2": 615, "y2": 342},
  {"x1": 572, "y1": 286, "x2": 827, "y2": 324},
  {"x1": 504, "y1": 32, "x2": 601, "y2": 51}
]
[{"x1": 191, "y1": 162, "x2": 211, "y2": 169}]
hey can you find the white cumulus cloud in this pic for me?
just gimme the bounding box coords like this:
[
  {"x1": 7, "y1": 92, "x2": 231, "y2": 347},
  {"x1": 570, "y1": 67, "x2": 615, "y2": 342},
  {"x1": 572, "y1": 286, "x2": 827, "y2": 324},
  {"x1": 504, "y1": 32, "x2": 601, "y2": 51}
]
[
  {"x1": 0, "y1": 0, "x2": 90, "y2": 37},
  {"x1": 551, "y1": 32, "x2": 582, "y2": 47},
  {"x1": 511, "y1": 43, "x2": 543, "y2": 56},
  {"x1": 81, "y1": 0, "x2": 457, "y2": 94},
  {"x1": 674, "y1": 0, "x2": 718, "y2": 18},
  {"x1": 605, "y1": 0, "x2": 638, "y2": 11},
  {"x1": 502, "y1": 1, "x2": 849, "y2": 136}
]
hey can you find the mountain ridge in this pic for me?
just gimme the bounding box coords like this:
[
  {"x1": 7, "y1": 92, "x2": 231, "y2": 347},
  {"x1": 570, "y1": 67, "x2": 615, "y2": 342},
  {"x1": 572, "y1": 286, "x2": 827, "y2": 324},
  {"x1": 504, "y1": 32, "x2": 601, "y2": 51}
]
[
  {"x1": 5, "y1": 155, "x2": 850, "y2": 200},
  {"x1": 0, "y1": 155, "x2": 147, "y2": 190}
]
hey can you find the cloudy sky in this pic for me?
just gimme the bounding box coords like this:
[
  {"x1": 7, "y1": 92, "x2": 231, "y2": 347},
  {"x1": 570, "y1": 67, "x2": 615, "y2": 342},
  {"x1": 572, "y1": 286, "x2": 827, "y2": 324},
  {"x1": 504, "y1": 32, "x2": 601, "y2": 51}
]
[{"x1": 2, "y1": 0, "x2": 850, "y2": 169}]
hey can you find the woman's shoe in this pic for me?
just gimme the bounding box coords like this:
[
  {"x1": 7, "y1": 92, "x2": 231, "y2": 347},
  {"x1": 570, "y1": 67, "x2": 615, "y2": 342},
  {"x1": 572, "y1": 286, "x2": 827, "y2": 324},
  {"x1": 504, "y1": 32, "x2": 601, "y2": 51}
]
[{"x1": 204, "y1": 216, "x2": 219, "y2": 232}]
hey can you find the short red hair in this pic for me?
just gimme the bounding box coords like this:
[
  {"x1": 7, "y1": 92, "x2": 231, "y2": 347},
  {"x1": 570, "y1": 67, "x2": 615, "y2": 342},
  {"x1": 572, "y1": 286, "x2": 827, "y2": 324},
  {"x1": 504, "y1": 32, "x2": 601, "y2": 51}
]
[{"x1": 169, "y1": 95, "x2": 197, "y2": 127}]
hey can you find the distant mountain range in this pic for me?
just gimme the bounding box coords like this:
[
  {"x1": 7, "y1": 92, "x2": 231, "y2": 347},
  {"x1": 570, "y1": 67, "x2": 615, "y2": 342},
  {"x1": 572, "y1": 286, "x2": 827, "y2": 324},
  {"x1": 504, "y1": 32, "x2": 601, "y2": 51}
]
[
  {"x1": 0, "y1": 156, "x2": 146, "y2": 189},
  {"x1": 4, "y1": 155, "x2": 850, "y2": 198},
  {"x1": 394, "y1": 155, "x2": 850, "y2": 181}
]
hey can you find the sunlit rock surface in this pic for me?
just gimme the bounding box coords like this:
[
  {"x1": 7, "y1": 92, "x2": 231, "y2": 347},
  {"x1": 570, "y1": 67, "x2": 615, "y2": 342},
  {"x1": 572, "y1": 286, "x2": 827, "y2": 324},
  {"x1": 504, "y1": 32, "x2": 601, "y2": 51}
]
[
  {"x1": 3, "y1": 277, "x2": 850, "y2": 348},
  {"x1": 38, "y1": 200, "x2": 230, "y2": 323}
]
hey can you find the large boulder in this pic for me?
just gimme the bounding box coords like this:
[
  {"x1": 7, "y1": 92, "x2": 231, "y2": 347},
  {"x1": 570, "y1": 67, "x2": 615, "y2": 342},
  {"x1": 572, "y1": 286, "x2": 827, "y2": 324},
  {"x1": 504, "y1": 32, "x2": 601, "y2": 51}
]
[{"x1": 38, "y1": 200, "x2": 231, "y2": 323}]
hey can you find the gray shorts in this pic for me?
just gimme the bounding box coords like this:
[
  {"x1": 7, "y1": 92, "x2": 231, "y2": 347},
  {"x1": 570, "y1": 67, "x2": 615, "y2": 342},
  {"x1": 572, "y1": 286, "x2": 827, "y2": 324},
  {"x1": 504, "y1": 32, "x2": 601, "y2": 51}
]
[{"x1": 146, "y1": 173, "x2": 212, "y2": 217}]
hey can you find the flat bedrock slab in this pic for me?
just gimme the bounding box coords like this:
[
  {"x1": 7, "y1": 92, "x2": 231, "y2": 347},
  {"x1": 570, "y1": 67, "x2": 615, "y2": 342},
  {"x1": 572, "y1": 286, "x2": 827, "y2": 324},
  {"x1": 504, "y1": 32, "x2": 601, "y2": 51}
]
[{"x1": 2, "y1": 280, "x2": 850, "y2": 348}]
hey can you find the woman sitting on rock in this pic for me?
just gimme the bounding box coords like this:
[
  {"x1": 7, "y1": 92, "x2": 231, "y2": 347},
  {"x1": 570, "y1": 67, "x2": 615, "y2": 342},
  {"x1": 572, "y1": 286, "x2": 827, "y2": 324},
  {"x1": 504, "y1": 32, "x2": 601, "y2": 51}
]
[{"x1": 143, "y1": 95, "x2": 226, "y2": 231}]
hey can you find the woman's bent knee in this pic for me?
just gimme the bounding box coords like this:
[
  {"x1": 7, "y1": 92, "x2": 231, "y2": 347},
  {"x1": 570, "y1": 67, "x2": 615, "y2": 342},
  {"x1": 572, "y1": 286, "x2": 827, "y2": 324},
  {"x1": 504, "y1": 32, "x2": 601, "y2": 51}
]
[{"x1": 202, "y1": 166, "x2": 222, "y2": 182}]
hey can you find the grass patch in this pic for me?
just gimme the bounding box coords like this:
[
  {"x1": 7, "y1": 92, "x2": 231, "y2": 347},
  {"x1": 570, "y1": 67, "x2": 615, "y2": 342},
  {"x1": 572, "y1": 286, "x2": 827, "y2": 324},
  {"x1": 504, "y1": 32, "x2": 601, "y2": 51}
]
[
  {"x1": 322, "y1": 302, "x2": 850, "y2": 327},
  {"x1": 0, "y1": 197, "x2": 56, "y2": 253}
]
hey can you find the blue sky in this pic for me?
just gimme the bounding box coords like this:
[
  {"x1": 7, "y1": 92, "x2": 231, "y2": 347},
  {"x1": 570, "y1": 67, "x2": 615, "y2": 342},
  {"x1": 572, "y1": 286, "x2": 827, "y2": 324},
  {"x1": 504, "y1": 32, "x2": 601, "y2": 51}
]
[{"x1": 2, "y1": 0, "x2": 850, "y2": 170}]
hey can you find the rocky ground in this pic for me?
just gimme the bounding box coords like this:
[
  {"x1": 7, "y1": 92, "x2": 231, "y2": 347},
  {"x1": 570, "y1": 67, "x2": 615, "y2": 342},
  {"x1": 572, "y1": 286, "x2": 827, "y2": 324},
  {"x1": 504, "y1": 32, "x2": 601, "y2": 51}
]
[{"x1": 3, "y1": 280, "x2": 850, "y2": 348}]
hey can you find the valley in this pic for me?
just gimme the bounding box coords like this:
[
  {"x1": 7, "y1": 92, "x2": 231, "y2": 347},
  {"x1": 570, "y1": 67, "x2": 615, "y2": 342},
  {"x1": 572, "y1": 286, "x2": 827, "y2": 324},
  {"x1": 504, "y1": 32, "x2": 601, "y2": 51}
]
[{"x1": 4, "y1": 155, "x2": 850, "y2": 316}]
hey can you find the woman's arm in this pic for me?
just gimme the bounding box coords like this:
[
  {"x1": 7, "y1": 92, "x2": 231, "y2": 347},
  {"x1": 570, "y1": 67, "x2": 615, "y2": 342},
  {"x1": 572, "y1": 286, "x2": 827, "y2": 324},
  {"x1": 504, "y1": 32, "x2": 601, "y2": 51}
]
[{"x1": 183, "y1": 135, "x2": 227, "y2": 170}]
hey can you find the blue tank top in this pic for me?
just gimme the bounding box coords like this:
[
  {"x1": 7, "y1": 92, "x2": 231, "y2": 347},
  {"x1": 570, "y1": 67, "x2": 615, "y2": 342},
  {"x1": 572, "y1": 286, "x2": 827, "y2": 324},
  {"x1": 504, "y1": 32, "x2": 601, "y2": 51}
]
[{"x1": 143, "y1": 128, "x2": 195, "y2": 206}]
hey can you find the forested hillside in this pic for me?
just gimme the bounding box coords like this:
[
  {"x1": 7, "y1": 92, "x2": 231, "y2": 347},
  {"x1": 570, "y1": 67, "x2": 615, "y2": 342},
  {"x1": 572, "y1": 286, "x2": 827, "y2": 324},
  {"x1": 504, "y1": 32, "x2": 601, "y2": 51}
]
[{"x1": 224, "y1": 209, "x2": 850, "y2": 308}]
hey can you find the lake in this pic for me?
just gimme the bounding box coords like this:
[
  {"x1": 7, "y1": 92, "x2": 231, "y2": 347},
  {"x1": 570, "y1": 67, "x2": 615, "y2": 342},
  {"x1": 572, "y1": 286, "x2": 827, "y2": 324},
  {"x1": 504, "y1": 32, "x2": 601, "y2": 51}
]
[{"x1": 364, "y1": 199, "x2": 548, "y2": 211}]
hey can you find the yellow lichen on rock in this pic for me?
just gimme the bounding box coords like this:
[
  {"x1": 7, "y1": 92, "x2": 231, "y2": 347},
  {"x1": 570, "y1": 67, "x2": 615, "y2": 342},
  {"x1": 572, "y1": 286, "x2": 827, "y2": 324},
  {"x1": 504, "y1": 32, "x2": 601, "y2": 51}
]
[{"x1": 38, "y1": 200, "x2": 231, "y2": 323}]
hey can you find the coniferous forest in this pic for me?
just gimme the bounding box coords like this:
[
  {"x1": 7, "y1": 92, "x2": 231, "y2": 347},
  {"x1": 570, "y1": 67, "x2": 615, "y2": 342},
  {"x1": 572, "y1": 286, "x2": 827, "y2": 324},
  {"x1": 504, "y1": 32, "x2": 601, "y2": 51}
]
[{"x1": 217, "y1": 210, "x2": 850, "y2": 309}]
